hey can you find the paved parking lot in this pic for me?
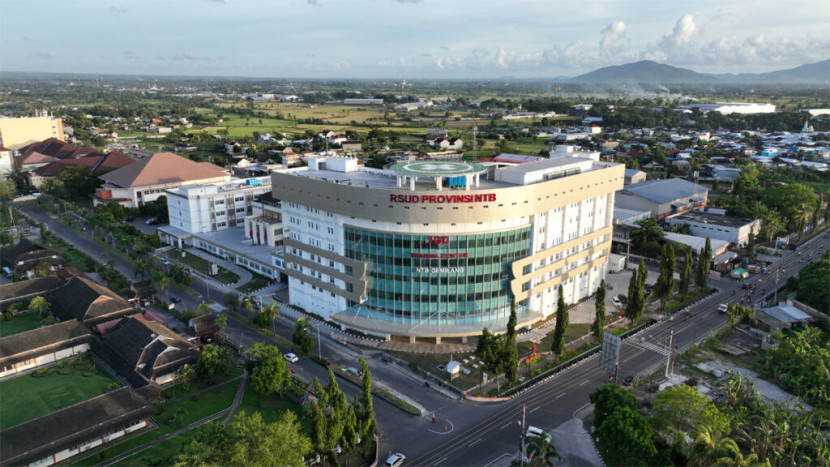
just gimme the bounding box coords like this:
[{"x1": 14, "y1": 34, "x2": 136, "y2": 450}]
[{"x1": 569, "y1": 264, "x2": 658, "y2": 325}]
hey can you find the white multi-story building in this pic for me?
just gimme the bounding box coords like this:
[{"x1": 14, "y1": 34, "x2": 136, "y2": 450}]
[
  {"x1": 0, "y1": 145, "x2": 13, "y2": 176},
  {"x1": 272, "y1": 155, "x2": 624, "y2": 342},
  {"x1": 165, "y1": 177, "x2": 272, "y2": 236}
]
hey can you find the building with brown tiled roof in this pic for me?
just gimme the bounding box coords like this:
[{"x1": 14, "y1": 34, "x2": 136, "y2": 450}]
[
  {"x1": 0, "y1": 238, "x2": 63, "y2": 278},
  {"x1": 0, "y1": 320, "x2": 93, "y2": 378},
  {"x1": 93, "y1": 152, "x2": 229, "y2": 208},
  {"x1": 29, "y1": 150, "x2": 135, "y2": 189},
  {"x1": 47, "y1": 276, "x2": 134, "y2": 326}
]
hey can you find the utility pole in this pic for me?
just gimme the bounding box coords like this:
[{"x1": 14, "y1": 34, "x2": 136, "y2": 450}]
[
  {"x1": 472, "y1": 125, "x2": 477, "y2": 161},
  {"x1": 774, "y1": 267, "x2": 781, "y2": 304},
  {"x1": 665, "y1": 329, "x2": 674, "y2": 377},
  {"x1": 520, "y1": 404, "x2": 527, "y2": 466}
]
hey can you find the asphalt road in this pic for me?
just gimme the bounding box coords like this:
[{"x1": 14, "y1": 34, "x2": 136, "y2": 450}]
[{"x1": 404, "y1": 233, "x2": 829, "y2": 467}]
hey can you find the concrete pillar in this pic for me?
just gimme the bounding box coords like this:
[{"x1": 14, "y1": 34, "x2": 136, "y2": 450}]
[
  {"x1": 465, "y1": 175, "x2": 471, "y2": 190},
  {"x1": 435, "y1": 336, "x2": 442, "y2": 344},
  {"x1": 436, "y1": 177, "x2": 442, "y2": 191},
  {"x1": 397, "y1": 176, "x2": 402, "y2": 188},
  {"x1": 461, "y1": 336, "x2": 468, "y2": 343},
  {"x1": 409, "y1": 335, "x2": 416, "y2": 344},
  {"x1": 410, "y1": 176, "x2": 416, "y2": 190}
]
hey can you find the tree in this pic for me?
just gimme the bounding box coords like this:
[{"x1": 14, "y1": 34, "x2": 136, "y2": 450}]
[
  {"x1": 526, "y1": 433, "x2": 562, "y2": 467},
  {"x1": 590, "y1": 383, "x2": 636, "y2": 428},
  {"x1": 651, "y1": 384, "x2": 732, "y2": 449},
  {"x1": 215, "y1": 314, "x2": 227, "y2": 331},
  {"x1": 293, "y1": 318, "x2": 314, "y2": 353},
  {"x1": 745, "y1": 231, "x2": 756, "y2": 261},
  {"x1": 696, "y1": 237, "x2": 712, "y2": 292},
  {"x1": 624, "y1": 268, "x2": 639, "y2": 322},
  {"x1": 240, "y1": 294, "x2": 255, "y2": 314},
  {"x1": 175, "y1": 363, "x2": 196, "y2": 391},
  {"x1": 32, "y1": 261, "x2": 53, "y2": 277},
  {"x1": 358, "y1": 356, "x2": 376, "y2": 439},
  {"x1": 503, "y1": 300, "x2": 519, "y2": 383},
  {"x1": 630, "y1": 218, "x2": 665, "y2": 250},
  {"x1": 245, "y1": 342, "x2": 280, "y2": 368},
  {"x1": 254, "y1": 301, "x2": 280, "y2": 329},
  {"x1": 475, "y1": 327, "x2": 505, "y2": 391},
  {"x1": 654, "y1": 243, "x2": 676, "y2": 308},
  {"x1": 196, "y1": 301, "x2": 211, "y2": 316},
  {"x1": 792, "y1": 250, "x2": 830, "y2": 314},
  {"x1": 679, "y1": 248, "x2": 693, "y2": 297},
  {"x1": 153, "y1": 272, "x2": 172, "y2": 304},
  {"x1": 196, "y1": 344, "x2": 232, "y2": 381},
  {"x1": 223, "y1": 292, "x2": 239, "y2": 312},
  {"x1": 550, "y1": 286, "x2": 569, "y2": 360},
  {"x1": 591, "y1": 280, "x2": 607, "y2": 342},
  {"x1": 595, "y1": 405, "x2": 658, "y2": 466},
  {"x1": 132, "y1": 259, "x2": 150, "y2": 280},
  {"x1": 28, "y1": 296, "x2": 51, "y2": 318},
  {"x1": 175, "y1": 411, "x2": 311, "y2": 467},
  {"x1": 251, "y1": 355, "x2": 289, "y2": 397}
]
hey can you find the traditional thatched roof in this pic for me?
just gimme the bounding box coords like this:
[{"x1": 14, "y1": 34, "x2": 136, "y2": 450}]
[
  {"x1": 48, "y1": 277, "x2": 133, "y2": 325},
  {"x1": 0, "y1": 320, "x2": 92, "y2": 367},
  {"x1": 0, "y1": 387, "x2": 154, "y2": 466},
  {"x1": 0, "y1": 238, "x2": 63, "y2": 273},
  {"x1": 102, "y1": 317, "x2": 199, "y2": 382}
]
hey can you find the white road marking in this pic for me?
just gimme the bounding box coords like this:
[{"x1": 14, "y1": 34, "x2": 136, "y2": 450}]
[
  {"x1": 500, "y1": 422, "x2": 512, "y2": 430},
  {"x1": 433, "y1": 457, "x2": 448, "y2": 465},
  {"x1": 468, "y1": 438, "x2": 482, "y2": 447},
  {"x1": 483, "y1": 453, "x2": 512, "y2": 467},
  {"x1": 528, "y1": 406, "x2": 540, "y2": 414}
]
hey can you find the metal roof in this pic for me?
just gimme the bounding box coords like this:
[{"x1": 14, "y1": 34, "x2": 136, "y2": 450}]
[{"x1": 622, "y1": 178, "x2": 707, "y2": 204}]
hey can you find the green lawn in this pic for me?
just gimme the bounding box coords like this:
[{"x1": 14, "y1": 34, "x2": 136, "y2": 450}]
[
  {"x1": 0, "y1": 312, "x2": 42, "y2": 337},
  {"x1": 0, "y1": 357, "x2": 114, "y2": 429},
  {"x1": 165, "y1": 249, "x2": 239, "y2": 284},
  {"x1": 236, "y1": 272, "x2": 272, "y2": 294}
]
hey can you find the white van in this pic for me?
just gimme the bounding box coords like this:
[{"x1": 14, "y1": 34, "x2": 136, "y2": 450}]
[{"x1": 526, "y1": 426, "x2": 550, "y2": 440}]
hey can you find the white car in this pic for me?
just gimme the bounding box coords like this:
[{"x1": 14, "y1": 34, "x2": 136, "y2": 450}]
[
  {"x1": 718, "y1": 303, "x2": 728, "y2": 313},
  {"x1": 383, "y1": 453, "x2": 406, "y2": 467},
  {"x1": 612, "y1": 297, "x2": 623, "y2": 309},
  {"x1": 283, "y1": 353, "x2": 299, "y2": 363},
  {"x1": 159, "y1": 257, "x2": 169, "y2": 266}
]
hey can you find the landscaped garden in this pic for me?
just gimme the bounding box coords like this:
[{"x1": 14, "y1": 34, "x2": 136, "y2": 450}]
[
  {"x1": 0, "y1": 312, "x2": 42, "y2": 337},
  {"x1": 0, "y1": 356, "x2": 115, "y2": 430}
]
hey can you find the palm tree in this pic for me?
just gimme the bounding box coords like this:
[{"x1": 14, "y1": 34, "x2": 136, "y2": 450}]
[
  {"x1": 525, "y1": 434, "x2": 561, "y2": 467},
  {"x1": 713, "y1": 438, "x2": 761, "y2": 467},
  {"x1": 132, "y1": 259, "x2": 149, "y2": 280},
  {"x1": 261, "y1": 301, "x2": 280, "y2": 322},
  {"x1": 630, "y1": 218, "x2": 664, "y2": 250},
  {"x1": 197, "y1": 301, "x2": 211, "y2": 316},
  {"x1": 175, "y1": 363, "x2": 196, "y2": 391},
  {"x1": 153, "y1": 272, "x2": 172, "y2": 304}
]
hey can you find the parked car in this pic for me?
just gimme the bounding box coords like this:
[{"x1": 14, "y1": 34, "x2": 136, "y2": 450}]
[
  {"x1": 618, "y1": 294, "x2": 628, "y2": 304},
  {"x1": 145, "y1": 217, "x2": 159, "y2": 225},
  {"x1": 612, "y1": 297, "x2": 623, "y2": 309},
  {"x1": 170, "y1": 295, "x2": 182, "y2": 303},
  {"x1": 159, "y1": 257, "x2": 169, "y2": 266},
  {"x1": 283, "y1": 353, "x2": 299, "y2": 363},
  {"x1": 718, "y1": 303, "x2": 728, "y2": 313},
  {"x1": 622, "y1": 375, "x2": 634, "y2": 386},
  {"x1": 383, "y1": 453, "x2": 406, "y2": 467}
]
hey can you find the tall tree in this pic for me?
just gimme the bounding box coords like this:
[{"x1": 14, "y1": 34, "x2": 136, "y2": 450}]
[
  {"x1": 679, "y1": 248, "x2": 693, "y2": 297},
  {"x1": 251, "y1": 355, "x2": 290, "y2": 397},
  {"x1": 358, "y1": 356, "x2": 376, "y2": 439},
  {"x1": 624, "y1": 268, "x2": 639, "y2": 321},
  {"x1": 28, "y1": 296, "x2": 51, "y2": 318},
  {"x1": 745, "y1": 231, "x2": 756, "y2": 261},
  {"x1": 196, "y1": 344, "x2": 233, "y2": 381},
  {"x1": 696, "y1": 237, "x2": 712, "y2": 292},
  {"x1": 223, "y1": 292, "x2": 239, "y2": 312},
  {"x1": 503, "y1": 300, "x2": 519, "y2": 383},
  {"x1": 651, "y1": 384, "x2": 732, "y2": 449},
  {"x1": 595, "y1": 405, "x2": 658, "y2": 466},
  {"x1": 293, "y1": 318, "x2": 314, "y2": 353},
  {"x1": 654, "y1": 243, "x2": 676, "y2": 308},
  {"x1": 630, "y1": 218, "x2": 665, "y2": 250},
  {"x1": 550, "y1": 286, "x2": 569, "y2": 360},
  {"x1": 175, "y1": 363, "x2": 196, "y2": 391},
  {"x1": 591, "y1": 280, "x2": 607, "y2": 342}
]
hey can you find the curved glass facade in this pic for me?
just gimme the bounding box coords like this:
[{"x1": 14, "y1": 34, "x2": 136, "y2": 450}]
[{"x1": 344, "y1": 226, "x2": 531, "y2": 325}]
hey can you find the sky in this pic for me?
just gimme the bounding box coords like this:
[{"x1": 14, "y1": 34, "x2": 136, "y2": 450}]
[{"x1": 1, "y1": 0, "x2": 828, "y2": 79}]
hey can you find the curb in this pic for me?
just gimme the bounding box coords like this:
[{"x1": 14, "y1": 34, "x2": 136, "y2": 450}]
[{"x1": 463, "y1": 394, "x2": 510, "y2": 402}]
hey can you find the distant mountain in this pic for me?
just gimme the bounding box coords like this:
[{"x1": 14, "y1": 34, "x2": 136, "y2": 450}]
[
  {"x1": 710, "y1": 59, "x2": 829, "y2": 84},
  {"x1": 570, "y1": 61, "x2": 716, "y2": 84},
  {"x1": 570, "y1": 59, "x2": 829, "y2": 85}
]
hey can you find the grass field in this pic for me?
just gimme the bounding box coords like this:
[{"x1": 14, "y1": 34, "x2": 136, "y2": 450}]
[
  {"x1": 165, "y1": 249, "x2": 239, "y2": 284},
  {"x1": 0, "y1": 357, "x2": 114, "y2": 430},
  {"x1": 0, "y1": 312, "x2": 42, "y2": 338}
]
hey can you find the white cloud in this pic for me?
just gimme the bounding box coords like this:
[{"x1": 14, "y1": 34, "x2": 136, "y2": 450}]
[
  {"x1": 108, "y1": 6, "x2": 127, "y2": 16},
  {"x1": 496, "y1": 47, "x2": 508, "y2": 69},
  {"x1": 600, "y1": 21, "x2": 626, "y2": 53},
  {"x1": 22, "y1": 35, "x2": 37, "y2": 42},
  {"x1": 659, "y1": 14, "x2": 701, "y2": 49}
]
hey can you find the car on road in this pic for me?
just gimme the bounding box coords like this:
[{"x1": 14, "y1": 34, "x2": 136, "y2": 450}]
[
  {"x1": 145, "y1": 217, "x2": 159, "y2": 225},
  {"x1": 612, "y1": 297, "x2": 623, "y2": 309},
  {"x1": 283, "y1": 353, "x2": 299, "y2": 363},
  {"x1": 718, "y1": 303, "x2": 728, "y2": 313},
  {"x1": 383, "y1": 453, "x2": 406, "y2": 467},
  {"x1": 170, "y1": 295, "x2": 182, "y2": 303},
  {"x1": 622, "y1": 375, "x2": 634, "y2": 386}
]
